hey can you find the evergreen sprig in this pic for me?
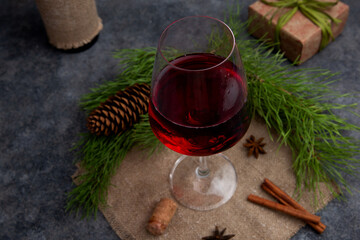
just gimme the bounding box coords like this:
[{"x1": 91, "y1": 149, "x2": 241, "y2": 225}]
[
  {"x1": 66, "y1": 48, "x2": 160, "y2": 217},
  {"x1": 67, "y1": 11, "x2": 360, "y2": 217},
  {"x1": 67, "y1": 114, "x2": 161, "y2": 217},
  {"x1": 225, "y1": 8, "x2": 360, "y2": 198},
  {"x1": 80, "y1": 47, "x2": 156, "y2": 114}
]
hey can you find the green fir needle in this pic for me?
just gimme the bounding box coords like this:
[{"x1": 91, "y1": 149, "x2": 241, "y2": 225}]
[{"x1": 66, "y1": 9, "x2": 359, "y2": 217}]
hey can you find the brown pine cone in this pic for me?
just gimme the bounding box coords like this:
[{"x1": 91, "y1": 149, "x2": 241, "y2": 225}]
[{"x1": 86, "y1": 83, "x2": 150, "y2": 136}]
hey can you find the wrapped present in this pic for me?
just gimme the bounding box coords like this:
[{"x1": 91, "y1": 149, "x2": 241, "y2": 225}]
[{"x1": 248, "y1": 0, "x2": 349, "y2": 64}]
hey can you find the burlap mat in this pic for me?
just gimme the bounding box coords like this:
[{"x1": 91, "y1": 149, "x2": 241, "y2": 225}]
[
  {"x1": 36, "y1": 0, "x2": 103, "y2": 50},
  {"x1": 73, "y1": 117, "x2": 334, "y2": 239}
]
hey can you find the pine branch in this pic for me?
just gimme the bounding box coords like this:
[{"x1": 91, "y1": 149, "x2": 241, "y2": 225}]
[
  {"x1": 66, "y1": 49, "x2": 158, "y2": 218},
  {"x1": 80, "y1": 47, "x2": 156, "y2": 114},
  {"x1": 230, "y1": 15, "x2": 360, "y2": 196},
  {"x1": 67, "y1": 131, "x2": 134, "y2": 217},
  {"x1": 66, "y1": 10, "x2": 360, "y2": 217}
]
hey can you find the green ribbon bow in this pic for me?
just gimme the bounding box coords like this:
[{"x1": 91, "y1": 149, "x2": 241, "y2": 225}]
[{"x1": 260, "y1": 0, "x2": 342, "y2": 50}]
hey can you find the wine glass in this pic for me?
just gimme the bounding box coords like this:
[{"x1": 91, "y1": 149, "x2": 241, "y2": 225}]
[{"x1": 149, "y1": 16, "x2": 251, "y2": 210}]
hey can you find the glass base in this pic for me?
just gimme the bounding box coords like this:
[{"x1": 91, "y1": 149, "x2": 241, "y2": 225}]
[{"x1": 170, "y1": 154, "x2": 237, "y2": 211}]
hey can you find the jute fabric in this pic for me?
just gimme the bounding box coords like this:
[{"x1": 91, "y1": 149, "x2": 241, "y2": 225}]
[
  {"x1": 36, "y1": 0, "x2": 103, "y2": 50},
  {"x1": 73, "y1": 117, "x2": 334, "y2": 239}
]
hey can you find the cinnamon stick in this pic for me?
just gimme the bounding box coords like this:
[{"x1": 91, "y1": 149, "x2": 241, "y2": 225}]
[
  {"x1": 261, "y1": 184, "x2": 288, "y2": 205},
  {"x1": 261, "y1": 186, "x2": 326, "y2": 234},
  {"x1": 247, "y1": 194, "x2": 321, "y2": 223},
  {"x1": 262, "y1": 179, "x2": 326, "y2": 233},
  {"x1": 263, "y1": 178, "x2": 305, "y2": 211}
]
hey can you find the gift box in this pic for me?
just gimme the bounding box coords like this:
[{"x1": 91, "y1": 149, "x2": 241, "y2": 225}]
[{"x1": 248, "y1": 1, "x2": 349, "y2": 64}]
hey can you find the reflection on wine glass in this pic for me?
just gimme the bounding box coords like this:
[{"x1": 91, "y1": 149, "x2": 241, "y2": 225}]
[{"x1": 149, "y1": 16, "x2": 251, "y2": 210}]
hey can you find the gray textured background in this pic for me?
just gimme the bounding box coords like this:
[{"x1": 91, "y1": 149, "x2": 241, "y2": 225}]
[{"x1": 0, "y1": 0, "x2": 359, "y2": 239}]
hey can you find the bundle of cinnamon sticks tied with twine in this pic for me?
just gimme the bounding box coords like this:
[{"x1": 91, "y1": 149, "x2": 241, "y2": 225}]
[{"x1": 248, "y1": 178, "x2": 326, "y2": 233}]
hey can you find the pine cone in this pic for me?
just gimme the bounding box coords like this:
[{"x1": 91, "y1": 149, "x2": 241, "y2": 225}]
[{"x1": 87, "y1": 83, "x2": 150, "y2": 136}]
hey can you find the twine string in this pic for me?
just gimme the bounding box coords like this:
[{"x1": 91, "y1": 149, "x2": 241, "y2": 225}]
[{"x1": 260, "y1": 0, "x2": 341, "y2": 50}]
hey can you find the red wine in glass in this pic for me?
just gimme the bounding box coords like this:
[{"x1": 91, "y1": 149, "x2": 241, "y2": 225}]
[
  {"x1": 149, "y1": 53, "x2": 250, "y2": 156},
  {"x1": 149, "y1": 16, "x2": 251, "y2": 210}
]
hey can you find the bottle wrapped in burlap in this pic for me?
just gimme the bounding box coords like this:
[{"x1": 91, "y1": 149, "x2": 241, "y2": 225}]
[{"x1": 35, "y1": 0, "x2": 103, "y2": 50}]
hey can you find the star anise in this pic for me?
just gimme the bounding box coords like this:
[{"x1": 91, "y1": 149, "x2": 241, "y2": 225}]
[
  {"x1": 202, "y1": 226, "x2": 235, "y2": 240},
  {"x1": 243, "y1": 135, "x2": 266, "y2": 158}
]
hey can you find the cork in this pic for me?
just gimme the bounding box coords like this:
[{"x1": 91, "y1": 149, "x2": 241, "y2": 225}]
[
  {"x1": 35, "y1": 0, "x2": 103, "y2": 50},
  {"x1": 147, "y1": 198, "x2": 178, "y2": 236}
]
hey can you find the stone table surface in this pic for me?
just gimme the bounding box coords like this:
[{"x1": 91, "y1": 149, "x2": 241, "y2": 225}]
[{"x1": 0, "y1": 0, "x2": 359, "y2": 239}]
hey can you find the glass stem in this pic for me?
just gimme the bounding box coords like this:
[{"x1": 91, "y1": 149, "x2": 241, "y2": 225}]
[{"x1": 197, "y1": 156, "x2": 210, "y2": 177}]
